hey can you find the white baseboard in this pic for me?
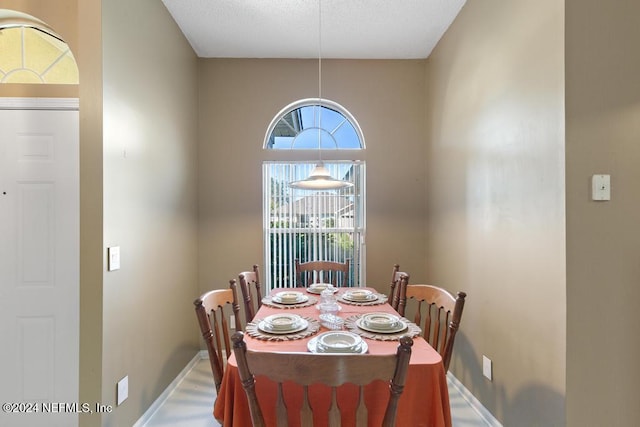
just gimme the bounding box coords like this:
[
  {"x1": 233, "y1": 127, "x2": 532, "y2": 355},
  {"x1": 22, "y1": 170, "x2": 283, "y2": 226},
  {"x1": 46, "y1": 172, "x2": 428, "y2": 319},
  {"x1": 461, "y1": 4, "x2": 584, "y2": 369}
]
[
  {"x1": 134, "y1": 351, "x2": 208, "y2": 427},
  {"x1": 447, "y1": 372, "x2": 502, "y2": 427}
]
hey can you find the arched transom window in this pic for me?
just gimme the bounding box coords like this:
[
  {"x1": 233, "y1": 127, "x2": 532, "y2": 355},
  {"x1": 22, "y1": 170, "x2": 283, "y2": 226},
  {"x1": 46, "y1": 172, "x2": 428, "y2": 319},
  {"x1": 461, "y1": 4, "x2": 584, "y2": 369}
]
[
  {"x1": 264, "y1": 99, "x2": 365, "y2": 150},
  {"x1": 0, "y1": 9, "x2": 79, "y2": 84}
]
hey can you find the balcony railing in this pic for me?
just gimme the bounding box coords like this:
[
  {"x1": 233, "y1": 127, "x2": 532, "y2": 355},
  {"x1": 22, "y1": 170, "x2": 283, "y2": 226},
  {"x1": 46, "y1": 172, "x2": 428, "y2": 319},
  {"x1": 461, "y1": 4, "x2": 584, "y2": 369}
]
[{"x1": 266, "y1": 227, "x2": 361, "y2": 289}]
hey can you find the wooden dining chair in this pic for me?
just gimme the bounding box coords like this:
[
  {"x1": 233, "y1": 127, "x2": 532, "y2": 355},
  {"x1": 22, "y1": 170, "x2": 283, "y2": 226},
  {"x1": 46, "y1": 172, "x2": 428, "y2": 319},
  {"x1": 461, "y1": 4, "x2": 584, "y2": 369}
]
[
  {"x1": 294, "y1": 259, "x2": 350, "y2": 287},
  {"x1": 238, "y1": 264, "x2": 262, "y2": 325},
  {"x1": 193, "y1": 280, "x2": 242, "y2": 392},
  {"x1": 400, "y1": 284, "x2": 466, "y2": 372},
  {"x1": 388, "y1": 264, "x2": 410, "y2": 313},
  {"x1": 231, "y1": 331, "x2": 413, "y2": 427}
]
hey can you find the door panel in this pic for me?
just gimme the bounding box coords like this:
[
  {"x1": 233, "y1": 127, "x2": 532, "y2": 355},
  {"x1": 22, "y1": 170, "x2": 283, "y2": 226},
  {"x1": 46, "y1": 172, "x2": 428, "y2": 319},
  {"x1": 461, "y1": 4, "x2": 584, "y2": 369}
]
[{"x1": 0, "y1": 108, "x2": 79, "y2": 427}]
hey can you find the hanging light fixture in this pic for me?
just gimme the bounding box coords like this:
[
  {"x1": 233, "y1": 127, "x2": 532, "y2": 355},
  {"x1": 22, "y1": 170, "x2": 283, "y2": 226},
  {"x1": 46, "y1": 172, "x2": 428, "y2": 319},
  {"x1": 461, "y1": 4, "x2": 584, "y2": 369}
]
[{"x1": 289, "y1": 0, "x2": 353, "y2": 191}]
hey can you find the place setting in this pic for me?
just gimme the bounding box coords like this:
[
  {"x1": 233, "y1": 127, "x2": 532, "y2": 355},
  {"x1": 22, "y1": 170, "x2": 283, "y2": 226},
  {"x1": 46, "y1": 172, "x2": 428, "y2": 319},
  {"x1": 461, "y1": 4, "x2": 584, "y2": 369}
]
[
  {"x1": 307, "y1": 331, "x2": 368, "y2": 354},
  {"x1": 306, "y1": 283, "x2": 339, "y2": 295},
  {"x1": 262, "y1": 290, "x2": 318, "y2": 309},
  {"x1": 245, "y1": 313, "x2": 321, "y2": 341},
  {"x1": 338, "y1": 289, "x2": 388, "y2": 306},
  {"x1": 345, "y1": 311, "x2": 422, "y2": 341}
]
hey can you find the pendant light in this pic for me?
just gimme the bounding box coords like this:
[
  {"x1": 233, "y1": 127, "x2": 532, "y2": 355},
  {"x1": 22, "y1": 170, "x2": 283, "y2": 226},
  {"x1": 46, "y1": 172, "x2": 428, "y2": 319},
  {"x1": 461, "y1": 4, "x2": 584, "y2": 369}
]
[{"x1": 289, "y1": 0, "x2": 353, "y2": 191}]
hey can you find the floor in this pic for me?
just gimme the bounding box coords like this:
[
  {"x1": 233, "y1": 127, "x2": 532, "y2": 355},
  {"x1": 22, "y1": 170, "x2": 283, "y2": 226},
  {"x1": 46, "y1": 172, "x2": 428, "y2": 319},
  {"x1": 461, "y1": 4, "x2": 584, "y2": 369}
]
[{"x1": 143, "y1": 358, "x2": 490, "y2": 427}]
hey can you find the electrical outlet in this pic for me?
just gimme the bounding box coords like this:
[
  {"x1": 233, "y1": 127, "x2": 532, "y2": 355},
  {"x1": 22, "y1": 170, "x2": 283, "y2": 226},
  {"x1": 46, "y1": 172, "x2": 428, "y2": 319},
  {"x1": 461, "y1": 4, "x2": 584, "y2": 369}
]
[
  {"x1": 230, "y1": 315, "x2": 236, "y2": 329},
  {"x1": 482, "y1": 355, "x2": 493, "y2": 381},
  {"x1": 591, "y1": 174, "x2": 611, "y2": 201},
  {"x1": 117, "y1": 376, "x2": 128, "y2": 405}
]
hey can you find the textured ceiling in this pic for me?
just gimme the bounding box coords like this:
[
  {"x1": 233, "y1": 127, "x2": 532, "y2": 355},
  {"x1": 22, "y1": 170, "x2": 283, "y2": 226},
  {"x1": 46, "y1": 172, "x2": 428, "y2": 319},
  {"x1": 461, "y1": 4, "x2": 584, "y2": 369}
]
[{"x1": 161, "y1": 0, "x2": 466, "y2": 59}]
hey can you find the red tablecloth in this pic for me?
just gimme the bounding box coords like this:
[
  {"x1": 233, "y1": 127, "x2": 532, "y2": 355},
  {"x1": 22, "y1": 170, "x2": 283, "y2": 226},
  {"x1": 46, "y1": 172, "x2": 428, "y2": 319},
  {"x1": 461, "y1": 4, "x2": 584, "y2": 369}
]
[{"x1": 213, "y1": 288, "x2": 452, "y2": 427}]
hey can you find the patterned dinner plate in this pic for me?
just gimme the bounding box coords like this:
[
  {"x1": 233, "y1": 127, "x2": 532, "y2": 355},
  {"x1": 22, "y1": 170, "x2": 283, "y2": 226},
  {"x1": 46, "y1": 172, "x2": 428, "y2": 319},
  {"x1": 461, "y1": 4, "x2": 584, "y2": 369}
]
[
  {"x1": 341, "y1": 291, "x2": 378, "y2": 302},
  {"x1": 307, "y1": 332, "x2": 368, "y2": 354},
  {"x1": 306, "y1": 284, "x2": 338, "y2": 294},
  {"x1": 272, "y1": 291, "x2": 310, "y2": 305},
  {"x1": 263, "y1": 313, "x2": 303, "y2": 331},
  {"x1": 355, "y1": 317, "x2": 407, "y2": 334},
  {"x1": 360, "y1": 312, "x2": 400, "y2": 330},
  {"x1": 257, "y1": 317, "x2": 309, "y2": 335}
]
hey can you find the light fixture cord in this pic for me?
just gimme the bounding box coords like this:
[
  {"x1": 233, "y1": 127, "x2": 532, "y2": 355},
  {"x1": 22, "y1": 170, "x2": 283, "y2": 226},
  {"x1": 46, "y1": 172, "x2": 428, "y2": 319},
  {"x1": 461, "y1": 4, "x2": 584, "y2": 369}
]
[{"x1": 317, "y1": 0, "x2": 323, "y2": 163}]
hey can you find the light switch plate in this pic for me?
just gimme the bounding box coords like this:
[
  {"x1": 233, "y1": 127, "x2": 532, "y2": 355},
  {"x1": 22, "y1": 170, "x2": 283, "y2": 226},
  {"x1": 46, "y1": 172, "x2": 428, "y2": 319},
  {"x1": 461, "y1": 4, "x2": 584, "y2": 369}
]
[
  {"x1": 117, "y1": 375, "x2": 128, "y2": 406},
  {"x1": 108, "y1": 246, "x2": 121, "y2": 271},
  {"x1": 482, "y1": 355, "x2": 493, "y2": 381}
]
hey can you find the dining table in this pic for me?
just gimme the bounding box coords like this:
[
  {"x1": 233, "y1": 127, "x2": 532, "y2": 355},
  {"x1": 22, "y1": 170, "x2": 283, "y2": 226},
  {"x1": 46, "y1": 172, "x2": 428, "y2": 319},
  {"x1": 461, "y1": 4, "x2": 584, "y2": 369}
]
[{"x1": 213, "y1": 287, "x2": 452, "y2": 427}]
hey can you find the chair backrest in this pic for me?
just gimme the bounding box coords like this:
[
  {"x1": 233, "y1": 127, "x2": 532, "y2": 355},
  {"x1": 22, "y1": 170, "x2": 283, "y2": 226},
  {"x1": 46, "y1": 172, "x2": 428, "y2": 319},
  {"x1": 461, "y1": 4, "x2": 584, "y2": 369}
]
[
  {"x1": 231, "y1": 331, "x2": 413, "y2": 427},
  {"x1": 388, "y1": 264, "x2": 410, "y2": 313},
  {"x1": 194, "y1": 280, "x2": 242, "y2": 392},
  {"x1": 238, "y1": 265, "x2": 262, "y2": 324},
  {"x1": 402, "y1": 284, "x2": 466, "y2": 371},
  {"x1": 294, "y1": 259, "x2": 350, "y2": 287}
]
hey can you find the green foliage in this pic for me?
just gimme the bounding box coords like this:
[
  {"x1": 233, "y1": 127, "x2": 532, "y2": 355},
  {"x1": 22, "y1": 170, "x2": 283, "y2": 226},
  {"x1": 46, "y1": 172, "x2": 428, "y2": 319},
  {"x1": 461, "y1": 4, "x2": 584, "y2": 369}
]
[{"x1": 269, "y1": 177, "x2": 289, "y2": 211}]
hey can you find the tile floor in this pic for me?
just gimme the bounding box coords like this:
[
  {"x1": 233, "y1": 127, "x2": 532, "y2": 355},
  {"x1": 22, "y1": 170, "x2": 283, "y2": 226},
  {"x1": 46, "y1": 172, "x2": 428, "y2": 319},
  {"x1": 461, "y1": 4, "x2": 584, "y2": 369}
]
[{"x1": 143, "y1": 358, "x2": 490, "y2": 427}]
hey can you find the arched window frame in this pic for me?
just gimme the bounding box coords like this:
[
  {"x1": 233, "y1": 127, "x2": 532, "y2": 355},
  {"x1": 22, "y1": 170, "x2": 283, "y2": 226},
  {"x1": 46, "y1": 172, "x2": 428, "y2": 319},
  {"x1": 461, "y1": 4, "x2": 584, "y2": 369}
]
[
  {"x1": 0, "y1": 9, "x2": 79, "y2": 84},
  {"x1": 264, "y1": 98, "x2": 366, "y2": 151},
  {"x1": 262, "y1": 98, "x2": 366, "y2": 290}
]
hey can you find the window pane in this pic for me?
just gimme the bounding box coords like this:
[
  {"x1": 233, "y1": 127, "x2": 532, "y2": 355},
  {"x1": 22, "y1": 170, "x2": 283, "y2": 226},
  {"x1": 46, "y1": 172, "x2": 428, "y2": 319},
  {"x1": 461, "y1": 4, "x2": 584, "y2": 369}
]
[
  {"x1": 333, "y1": 123, "x2": 360, "y2": 149},
  {"x1": 0, "y1": 26, "x2": 78, "y2": 84},
  {"x1": 320, "y1": 107, "x2": 344, "y2": 132},
  {"x1": 263, "y1": 161, "x2": 365, "y2": 290}
]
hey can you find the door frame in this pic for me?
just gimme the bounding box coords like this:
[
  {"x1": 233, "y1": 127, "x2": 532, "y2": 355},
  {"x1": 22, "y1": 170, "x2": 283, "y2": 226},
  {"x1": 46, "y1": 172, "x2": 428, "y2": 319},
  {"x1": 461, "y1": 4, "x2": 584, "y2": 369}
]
[{"x1": 0, "y1": 97, "x2": 79, "y2": 111}]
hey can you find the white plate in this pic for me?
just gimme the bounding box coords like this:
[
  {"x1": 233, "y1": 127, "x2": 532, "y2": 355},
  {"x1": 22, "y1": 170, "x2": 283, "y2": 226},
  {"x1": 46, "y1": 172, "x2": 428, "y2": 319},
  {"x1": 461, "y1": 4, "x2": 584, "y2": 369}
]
[
  {"x1": 258, "y1": 317, "x2": 309, "y2": 335},
  {"x1": 263, "y1": 313, "x2": 303, "y2": 331},
  {"x1": 355, "y1": 317, "x2": 408, "y2": 334},
  {"x1": 272, "y1": 291, "x2": 309, "y2": 304},
  {"x1": 318, "y1": 331, "x2": 362, "y2": 352},
  {"x1": 307, "y1": 284, "x2": 338, "y2": 294},
  {"x1": 308, "y1": 333, "x2": 368, "y2": 354},
  {"x1": 360, "y1": 312, "x2": 400, "y2": 330},
  {"x1": 341, "y1": 291, "x2": 378, "y2": 302}
]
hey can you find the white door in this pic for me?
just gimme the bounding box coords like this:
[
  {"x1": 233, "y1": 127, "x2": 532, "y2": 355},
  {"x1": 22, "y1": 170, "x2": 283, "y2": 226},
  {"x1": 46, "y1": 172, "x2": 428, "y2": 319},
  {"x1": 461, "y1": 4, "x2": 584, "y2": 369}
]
[{"x1": 0, "y1": 105, "x2": 79, "y2": 427}]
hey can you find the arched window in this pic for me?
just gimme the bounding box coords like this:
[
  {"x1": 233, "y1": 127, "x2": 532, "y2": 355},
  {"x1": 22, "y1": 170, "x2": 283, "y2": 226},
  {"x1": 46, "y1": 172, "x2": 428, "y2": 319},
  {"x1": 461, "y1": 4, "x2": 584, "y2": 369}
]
[
  {"x1": 0, "y1": 9, "x2": 79, "y2": 84},
  {"x1": 263, "y1": 99, "x2": 366, "y2": 290},
  {"x1": 264, "y1": 99, "x2": 365, "y2": 150}
]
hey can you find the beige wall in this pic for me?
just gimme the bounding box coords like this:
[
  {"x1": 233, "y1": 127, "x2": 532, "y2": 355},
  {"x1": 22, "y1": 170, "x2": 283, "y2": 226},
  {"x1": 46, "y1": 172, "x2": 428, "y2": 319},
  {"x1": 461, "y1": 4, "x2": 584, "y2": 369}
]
[
  {"x1": 77, "y1": 1, "x2": 104, "y2": 426},
  {"x1": 6, "y1": 1, "x2": 199, "y2": 425},
  {"x1": 100, "y1": 0, "x2": 199, "y2": 426},
  {"x1": 565, "y1": 2, "x2": 640, "y2": 426},
  {"x1": 11, "y1": 1, "x2": 640, "y2": 426},
  {"x1": 425, "y1": 0, "x2": 566, "y2": 425},
  {"x1": 197, "y1": 59, "x2": 429, "y2": 298}
]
